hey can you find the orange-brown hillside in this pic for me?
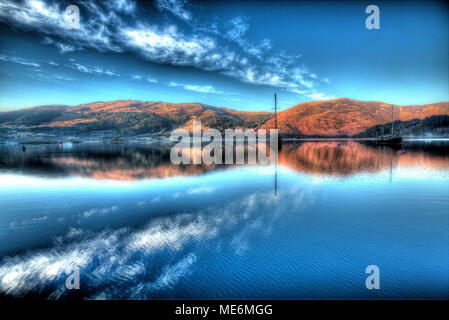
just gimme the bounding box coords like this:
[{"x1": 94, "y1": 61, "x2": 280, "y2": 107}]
[
  {"x1": 261, "y1": 98, "x2": 449, "y2": 136},
  {"x1": 0, "y1": 98, "x2": 448, "y2": 136}
]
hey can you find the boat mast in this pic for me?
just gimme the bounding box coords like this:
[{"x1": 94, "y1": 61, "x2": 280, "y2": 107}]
[
  {"x1": 274, "y1": 93, "x2": 278, "y2": 130},
  {"x1": 381, "y1": 106, "x2": 384, "y2": 136},
  {"x1": 391, "y1": 105, "x2": 394, "y2": 135}
]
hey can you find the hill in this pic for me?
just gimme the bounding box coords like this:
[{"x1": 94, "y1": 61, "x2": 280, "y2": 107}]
[
  {"x1": 0, "y1": 100, "x2": 272, "y2": 135},
  {"x1": 261, "y1": 98, "x2": 449, "y2": 136},
  {"x1": 0, "y1": 98, "x2": 448, "y2": 139}
]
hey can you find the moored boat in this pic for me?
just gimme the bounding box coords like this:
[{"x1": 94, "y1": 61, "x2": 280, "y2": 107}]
[
  {"x1": 377, "y1": 134, "x2": 402, "y2": 144},
  {"x1": 377, "y1": 105, "x2": 403, "y2": 145}
]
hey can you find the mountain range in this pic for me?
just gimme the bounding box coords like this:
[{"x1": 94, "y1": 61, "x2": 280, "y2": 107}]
[{"x1": 0, "y1": 98, "x2": 448, "y2": 138}]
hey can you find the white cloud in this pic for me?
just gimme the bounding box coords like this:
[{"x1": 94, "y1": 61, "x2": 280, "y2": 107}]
[
  {"x1": 55, "y1": 42, "x2": 77, "y2": 53},
  {"x1": 120, "y1": 23, "x2": 319, "y2": 96},
  {"x1": 0, "y1": 0, "x2": 122, "y2": 52},
  {"x1": 122, "y1": 25, "x2": 222, "y2": 70},
  {"x1": 0, "y1": 0, "x2": 331, "y2": 99},
  {"x1": 226, "y1": 16, "x2": 273, "y2": 60},
  {"x1": 307, "y1": 92, "x2": 334, "y2": 100},
  {"x1": 146, "y1": 77, "x2": 158, "y2": 84},
  {"x1": 52, "y1": 75, "x2": 75, "y2": 81},
  {"x1": 227, "y1": 16, "x2": 249, "y2": 46},
  {"x1": 156, "y1": 0, "x2": 192, "y2": 22},
  {"x1": 245, "y1": 38, "x2": 272, "y2": 59},
  {"x1": 43, "y1": 37, "x2": 81, "y2": 54},
  {"x1": 168, "y1": 82, "x2": 229, "y2": 94},
  {"x1": 68, "y1": 62, "x2": 120, "y2": 77},
  {"x1": 0, "y1": 54, "x2": 40, "y2": 67},
  {"x1": 131, "y1": 74, "x2": 158, "y2": 84},
  {"x1": 106, "y1": 0, "x2": 136, "y2": 14}
]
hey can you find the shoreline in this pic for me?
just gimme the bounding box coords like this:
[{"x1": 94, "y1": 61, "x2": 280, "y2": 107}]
[{"x1": 2, "y1": 137, "x2": 449, "y2": 145}]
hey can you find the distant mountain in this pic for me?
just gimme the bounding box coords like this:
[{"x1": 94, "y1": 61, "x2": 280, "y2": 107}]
[
  {"x1": 0, "y1": 100, "x2": 272, "y2": 135},
  {"x1": 261, "y1": 98, "x2": 449, "y2": 136},
  {"x1": 0, "y1": 98, "x2": 448, "y2": 139}
]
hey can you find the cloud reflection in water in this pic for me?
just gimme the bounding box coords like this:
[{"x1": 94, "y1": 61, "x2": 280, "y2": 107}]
[{"x1": 0, "y1": 185, "x2": 312, "y2": 299}]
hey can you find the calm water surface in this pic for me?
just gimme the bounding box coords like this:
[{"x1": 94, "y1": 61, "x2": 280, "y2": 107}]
[{"x1": 0, "y1": 140, "x2": 448, "y2": 299}]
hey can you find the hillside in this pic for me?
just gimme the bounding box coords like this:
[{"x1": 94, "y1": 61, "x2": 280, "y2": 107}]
[
  {"x1": 0, "y1": 100, "x2": 272, "y2": 135},
  {"x1": 354, "y1": 115, "x2": 449, "y2": 138},
  {"x1": 261, "y1": 98, "x2": 449, "y2": 136},
  {"x1": 0, "y1": 98, "x2": 448, "y2": 139}
]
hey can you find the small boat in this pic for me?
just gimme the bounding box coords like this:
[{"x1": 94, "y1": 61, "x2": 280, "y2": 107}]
[
  {"x1": 377, "y1": 134, "x2": 402, "y2": 144},
  {"x1": 377, "y1": 105, "x2": 402, "y2": 145}
]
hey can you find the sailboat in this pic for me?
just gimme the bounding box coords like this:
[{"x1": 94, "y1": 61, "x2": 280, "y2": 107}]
[{"x1": 377, "y1": 105, "x2": 402, "y2": 145}]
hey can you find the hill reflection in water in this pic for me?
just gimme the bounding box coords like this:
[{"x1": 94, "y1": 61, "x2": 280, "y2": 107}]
[
  {"x1": 0, "y1": 140, "x2": 448, "y2": 299},
  {"x1": 0, "y1": 140, "x2": 448, "y2": 180}
]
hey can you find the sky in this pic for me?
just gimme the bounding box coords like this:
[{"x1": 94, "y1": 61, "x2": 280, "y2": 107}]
[{"x1": 0, "y1": 0, "x2": 448, "y2": 112}]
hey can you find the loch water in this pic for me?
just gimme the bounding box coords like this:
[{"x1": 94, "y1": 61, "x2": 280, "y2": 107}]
[{"x1": 0, "y1": 140, "x2": 447, "y2": 299}]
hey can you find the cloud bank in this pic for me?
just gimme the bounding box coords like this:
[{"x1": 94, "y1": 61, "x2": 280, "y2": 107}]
[{"x1": 0, "y1": 0, "x2": 331, "y2": 99}]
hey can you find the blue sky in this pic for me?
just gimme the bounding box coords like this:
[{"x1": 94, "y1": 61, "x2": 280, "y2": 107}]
[{"x1": 0, "y1": 0, "x2": 448, "y2": 111}]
